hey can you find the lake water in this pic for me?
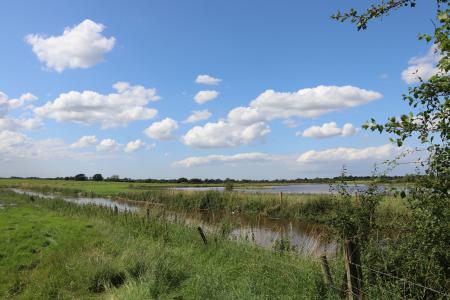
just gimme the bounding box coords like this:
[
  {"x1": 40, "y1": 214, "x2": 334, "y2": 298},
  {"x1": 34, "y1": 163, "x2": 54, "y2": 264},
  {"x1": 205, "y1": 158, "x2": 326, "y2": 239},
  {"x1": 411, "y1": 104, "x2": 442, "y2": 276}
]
[
  {"x1": 9, "y1": 188, "x2": 337, "y2": 257},
  {"x1": 171, "y1": 183, "x2": 380, "y2": 194}
]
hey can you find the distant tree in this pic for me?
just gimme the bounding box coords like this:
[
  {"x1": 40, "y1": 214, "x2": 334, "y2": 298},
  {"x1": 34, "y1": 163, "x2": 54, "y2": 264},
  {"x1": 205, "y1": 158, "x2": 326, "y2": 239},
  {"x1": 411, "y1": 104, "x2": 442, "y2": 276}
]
[
  {"x1": 188, "y1": 178, "x2": 203, "y2": 184},
  {"x1": 92, "y1": 174, "x2": 104, "y2": 181},
  {"x1": 177, "y1": 177, "x2": 188, "y2": 183},
  {"x1": 108, "y1": 175, "x2": 120, "y2": 181},
  {"x1": 74, "y1": 174, "x2": 87, "y2": 181}
]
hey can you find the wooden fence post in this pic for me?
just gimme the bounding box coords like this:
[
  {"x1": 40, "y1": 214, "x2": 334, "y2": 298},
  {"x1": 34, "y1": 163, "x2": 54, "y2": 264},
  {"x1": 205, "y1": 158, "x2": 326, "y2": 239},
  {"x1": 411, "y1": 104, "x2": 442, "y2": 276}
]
[
  {"x1": 114, "y1": 205, "x2": 118, "y2": 215},
  {"x1": 320, "y1": 255, "x2": 333, "y2": 287},
  {"x1": 197, "y1": 226, "x2": 208, "y2": 245},
  {"x1": 146, "y1": 208, "x2": 151, "y2": 222},
  {"x1": 343, "y1": 239, "x2": 363, "y2": 300},
  {"x1": 279, "y1": 191, "x2": 283, "y2": 204}
]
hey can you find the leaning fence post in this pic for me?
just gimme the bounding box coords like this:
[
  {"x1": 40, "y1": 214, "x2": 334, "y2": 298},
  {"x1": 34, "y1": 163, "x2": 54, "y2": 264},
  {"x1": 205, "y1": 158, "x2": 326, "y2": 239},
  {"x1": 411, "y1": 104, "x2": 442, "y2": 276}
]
[
  {"x1": 320, "y1": 254, "x2": 333, "y2": 287},
  {"x1": 343, "y1": 239, "x2": 363, "y2": 300},
  {"x1": 197, "y1": 226, "x2": 207, "y2": 245}
]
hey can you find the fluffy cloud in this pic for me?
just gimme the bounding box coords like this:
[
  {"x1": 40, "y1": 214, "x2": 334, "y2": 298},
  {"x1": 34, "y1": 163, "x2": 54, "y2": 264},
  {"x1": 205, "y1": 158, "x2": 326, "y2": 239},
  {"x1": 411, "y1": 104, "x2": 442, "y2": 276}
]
[
  {"x1": 0, "y1": 91, "x2": 38, "y2": 113},
  {"x1": 194, "y1": 90, "x2": 219, "y2": 104},
  {"x1": 185, "y1": 110, "x2": 212, "y2": 123},
  {"x1": 124, "y1": 139, "x2": 145, "y2": 153},
  {"x1": 227, "y1": 86, "x2": 380, "y2": 125},
  {"x1": 183, "y1": 85, "x2": 378, "y2": 149},
  {"x1": 8, "y1": 93, "x2": 38, "y2": 110},
  {"x1": 249, "y1": 85, "x2": 381, "y2": 120},
  {"x1": 195, "y1": 74, "x2": 222, "y2": 85},
  {"x1": 144, "y1": 118, "x2": 178, "y2": 140},
  {"x1": 26, "y1": 19, "x2": 115, "y2": 72},
  {"x1": 0, "y1": 91, "x2": 41, "y2": 132},
  {"x1": 96, "y1": 139, "x2": 120, "y2": 152},
  {"x1": 227, "y1": 107, "x2": 266, "y2": 125},
  {"x1": 34, "y1": 82, "x2": 159, "y2": 128},
  {"x1": 0, "y1": 130, "x2": 100, "y2": 161},
  {"x1": 182, "y1": 120, "x2": 270, "y2": 148},
  {"x1": 401, "y1": 45, "x2": 441, "y2": 84},
  {"x1": 173, "y1": 152, "x2": 275, "y2": 167},
  {"x1": 0, "y1": 117, "x2": 42, "y2": 131},
  {"x1": 297, "y1": 144, "x2": 401, "y2": 163},
  {"x1": 299, "y1": 122, "x2": 357, "y2": 139},
  {"x1": 70, "y1": 135, "x2": 97, "y2": 148}
]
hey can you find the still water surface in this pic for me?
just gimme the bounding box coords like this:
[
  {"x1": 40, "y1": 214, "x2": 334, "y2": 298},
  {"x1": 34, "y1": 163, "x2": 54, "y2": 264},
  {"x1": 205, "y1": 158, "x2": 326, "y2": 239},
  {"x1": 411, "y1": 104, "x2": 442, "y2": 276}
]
[
  {"x1": 10, "y1": 188, "x2": 336, "y2": 256},
  {"x1": 171, "y1": 183, "x2": 374, "y2": 194}
]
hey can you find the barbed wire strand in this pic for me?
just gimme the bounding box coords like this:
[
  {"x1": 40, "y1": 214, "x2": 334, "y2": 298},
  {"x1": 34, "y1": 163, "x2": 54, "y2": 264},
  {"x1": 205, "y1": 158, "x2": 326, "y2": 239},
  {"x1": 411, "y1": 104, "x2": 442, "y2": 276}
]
[{"x1": 347, "y1": 261, "x2": 449, "y2": 297}]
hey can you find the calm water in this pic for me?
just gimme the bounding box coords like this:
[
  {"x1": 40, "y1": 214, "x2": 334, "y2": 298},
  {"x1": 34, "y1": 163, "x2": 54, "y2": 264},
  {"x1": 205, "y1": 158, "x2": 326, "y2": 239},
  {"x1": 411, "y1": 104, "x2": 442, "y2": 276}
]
[
  {"x1": 10, "y1": 188, "x2": 138, "y2": 212},
  {"x1": 171, "y1": 183, "x2": 379, "y2": 194},
  {"x1": 10, "y1": 188, "x2": 336, "y2": 256}
]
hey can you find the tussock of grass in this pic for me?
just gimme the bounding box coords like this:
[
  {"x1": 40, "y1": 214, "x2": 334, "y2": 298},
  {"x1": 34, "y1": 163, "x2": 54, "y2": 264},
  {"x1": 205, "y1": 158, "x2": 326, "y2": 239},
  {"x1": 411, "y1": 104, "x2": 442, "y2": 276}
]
[{"x1": 0, "y1": 189, "x2": 342, "y2": 299}]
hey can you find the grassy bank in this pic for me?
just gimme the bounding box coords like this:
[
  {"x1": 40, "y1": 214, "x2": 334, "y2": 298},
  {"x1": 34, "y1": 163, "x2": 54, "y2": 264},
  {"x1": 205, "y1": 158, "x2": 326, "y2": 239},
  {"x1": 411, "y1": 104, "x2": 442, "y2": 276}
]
[
  {"x1": 1, "y1": 189, "x2": 341, "y2": 299},
  {"x1": 0, "y1": 178, "x2": 410, "y2": 229},
  {"x1": 117, "y1": 189, "x2": 409, "y2": 227},
  {"x1": 0, "y1": 178, "x2": 328, "y2": 195}
]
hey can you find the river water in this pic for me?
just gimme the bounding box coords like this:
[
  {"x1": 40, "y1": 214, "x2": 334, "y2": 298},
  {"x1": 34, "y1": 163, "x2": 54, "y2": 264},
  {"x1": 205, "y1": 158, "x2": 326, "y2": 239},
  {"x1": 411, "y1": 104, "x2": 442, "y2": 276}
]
[
  {"x1": 171, "y1": 183, "x2": 388, "y2": 194},
  {"x1": 10, "y1": 188, "x2": 337, "y2": 257}
]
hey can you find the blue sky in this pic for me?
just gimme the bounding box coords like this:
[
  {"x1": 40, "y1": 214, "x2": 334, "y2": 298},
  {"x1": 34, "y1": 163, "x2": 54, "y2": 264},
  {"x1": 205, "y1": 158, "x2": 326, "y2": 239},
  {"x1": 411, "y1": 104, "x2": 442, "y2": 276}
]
[{"x1": 0, "y1": 0, "x2": 438, "y2": 179}]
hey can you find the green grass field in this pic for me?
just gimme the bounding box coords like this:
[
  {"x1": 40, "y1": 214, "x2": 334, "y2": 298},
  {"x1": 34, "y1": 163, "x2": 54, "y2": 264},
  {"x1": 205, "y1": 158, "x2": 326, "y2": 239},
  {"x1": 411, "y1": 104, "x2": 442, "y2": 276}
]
[
  {"x1": 0, "y1": 178, "x2": 410, "y2": 228},
  {"x1": 0, "y1": 189, "x2": 342, "y2": 299}
]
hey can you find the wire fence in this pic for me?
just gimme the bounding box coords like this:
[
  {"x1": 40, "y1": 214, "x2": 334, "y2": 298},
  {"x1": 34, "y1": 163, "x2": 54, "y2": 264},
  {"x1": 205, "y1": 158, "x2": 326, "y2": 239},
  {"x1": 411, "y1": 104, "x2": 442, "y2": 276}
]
[{"x1": 18, "y1": 191, "x2": 450, "y2": 299}]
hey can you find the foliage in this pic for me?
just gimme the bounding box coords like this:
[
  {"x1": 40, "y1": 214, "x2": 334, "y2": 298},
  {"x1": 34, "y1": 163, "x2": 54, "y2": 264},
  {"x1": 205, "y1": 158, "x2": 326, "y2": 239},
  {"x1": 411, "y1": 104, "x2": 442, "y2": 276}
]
[
  {"x1": 0, "y1": 190, "x2": 327, "y2": 299},
  {"x1": 224, "y1": 180, "x2": 234, "y2": 191},
  {"x1": 330, "y1": 168, "x2": 382, "y2": 249},
  {"x1": 74, "y1": 173, "x2": 87, "y2": 181},
  {"x1": 92, "y1": 173, "x2": 104, "y2": 181},
  {"x1": 333, "y1": 0, "x2": 449, "y2": 297}
]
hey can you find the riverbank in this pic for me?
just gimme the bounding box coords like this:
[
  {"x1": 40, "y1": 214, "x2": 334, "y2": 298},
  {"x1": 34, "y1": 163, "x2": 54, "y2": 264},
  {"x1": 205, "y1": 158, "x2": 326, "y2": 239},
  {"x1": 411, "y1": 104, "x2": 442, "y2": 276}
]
[
  {"x1": 0, "y1": 179, "x2": 410, "y2": 229},
  {"x1": 0, "y1": 189, "x2": 339, "y2": 299}
]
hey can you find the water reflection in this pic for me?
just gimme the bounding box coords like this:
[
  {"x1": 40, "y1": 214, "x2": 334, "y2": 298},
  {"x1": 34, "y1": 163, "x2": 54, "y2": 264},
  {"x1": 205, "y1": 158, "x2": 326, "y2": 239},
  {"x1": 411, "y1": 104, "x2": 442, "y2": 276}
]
[
  {"x1": 10, "y1": 188, "x2": 336, "y2": 256},
  {"x1": 171, "y1": 183, "x2": 382, "y2": 194}
]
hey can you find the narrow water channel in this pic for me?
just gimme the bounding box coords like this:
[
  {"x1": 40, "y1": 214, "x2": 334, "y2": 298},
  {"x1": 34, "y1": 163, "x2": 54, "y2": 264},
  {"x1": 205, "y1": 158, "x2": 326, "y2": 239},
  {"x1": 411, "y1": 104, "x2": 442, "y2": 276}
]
[{"x1": 10, "y1": 188, "x2": 337, "y2": 257}]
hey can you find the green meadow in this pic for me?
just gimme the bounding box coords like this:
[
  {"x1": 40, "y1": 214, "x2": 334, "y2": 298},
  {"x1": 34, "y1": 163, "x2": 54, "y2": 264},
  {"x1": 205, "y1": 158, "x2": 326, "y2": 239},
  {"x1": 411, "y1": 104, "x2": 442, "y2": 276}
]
[{"x1": 0, "y1": 189, "x2": 339, "y2": 299}]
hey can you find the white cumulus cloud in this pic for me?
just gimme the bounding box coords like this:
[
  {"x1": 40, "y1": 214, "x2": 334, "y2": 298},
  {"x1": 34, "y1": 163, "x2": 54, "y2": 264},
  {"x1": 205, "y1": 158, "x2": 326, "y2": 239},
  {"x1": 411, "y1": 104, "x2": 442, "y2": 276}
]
[
  {"x1": 173, "y1": 152, "x2": 275, "y2": 167},
  {"x1": 70, "y1": 135, "x2": 97, "y2": 148},
  {"x1": 0, "y1": 130, "x2": 100, "y2": 161},
  {"x1": 194, "y1": 90, "x2": 219, "y2": 104},
  {"x1": 8, "y1": 93, "x2": 38, "y2": 110},
  {"x1": 0, "y1": 117, "x2": 42, "y2": 132},
  {"x1": 401, "y1": 45, "x2": 442, "y2": 84},
  {"x1": 144, "y1": 118, "x2": 178, "y2": 140},
  {"x1": 96, "y1": 139, "x2": 120, "y2": 152},
  {"x1": 297, "y1": 144, "x2": 401, "y2": 164},
  {"x1": 0, "y1": 91, "x2": 38, "y2": 112},
  {"x1": 184, "y1": 110, "x2": 212, "y2": 123},
  {"x1": 124, "y1": 139, "x2": 145, "y2": 153},
  {"x1": 26, "y1": 19, "x2": 115, "y2": 72},
  {"x1": 34, "y1": 82, "x2": 159, "y2": 128},
  {"x1": 299, "y1": 122, "x2": 357, "y2": 139},
  {"x1": 249, "y1": 85, "x2": 381, "y2": 120},
  {"x1": 0, "y1": 91, "x2": 42, "y2": 132},
  {"x1": 183, "y1": 85, "x2": 378, "y2": 149},
  {"x1": 195, "y1": 74, "x2": 222, "y2": 85},
  {"x1": 182, "y1": 120, "x2": 270, "y2": 148}
]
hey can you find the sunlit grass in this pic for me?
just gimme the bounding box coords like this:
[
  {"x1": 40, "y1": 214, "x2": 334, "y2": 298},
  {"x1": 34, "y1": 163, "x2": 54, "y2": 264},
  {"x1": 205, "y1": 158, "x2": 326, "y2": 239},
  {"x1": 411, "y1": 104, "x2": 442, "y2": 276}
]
[{"x1": 0, "y1": 190, "x2": 340, "y2": 299}]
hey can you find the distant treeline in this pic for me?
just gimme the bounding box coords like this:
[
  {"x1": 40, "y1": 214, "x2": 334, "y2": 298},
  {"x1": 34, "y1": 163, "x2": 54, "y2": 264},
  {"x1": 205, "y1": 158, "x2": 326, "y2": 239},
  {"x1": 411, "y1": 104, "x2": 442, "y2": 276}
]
[{"x1": 4, "y1": 174, "x2": 422, "y2": 184}]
